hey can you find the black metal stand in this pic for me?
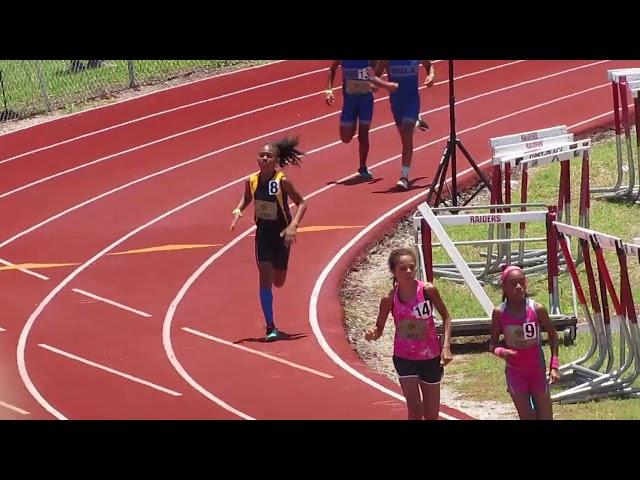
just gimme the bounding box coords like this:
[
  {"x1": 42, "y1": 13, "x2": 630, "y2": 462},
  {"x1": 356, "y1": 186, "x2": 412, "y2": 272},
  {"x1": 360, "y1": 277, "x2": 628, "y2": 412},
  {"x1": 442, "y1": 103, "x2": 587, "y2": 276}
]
[
  {"x1": 0, "y1": 69, "x2": 18, "y2": 122},
  {"x1": 426, "y1": 60, "x2": 492, "y2": 208}
]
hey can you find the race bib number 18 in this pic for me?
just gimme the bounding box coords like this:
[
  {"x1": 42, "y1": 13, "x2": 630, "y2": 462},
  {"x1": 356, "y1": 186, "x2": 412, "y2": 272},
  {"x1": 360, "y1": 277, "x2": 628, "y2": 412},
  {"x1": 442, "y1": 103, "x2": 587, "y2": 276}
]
[{"x1": 357, "y1": 68, "x2": 370, "y2": 80}]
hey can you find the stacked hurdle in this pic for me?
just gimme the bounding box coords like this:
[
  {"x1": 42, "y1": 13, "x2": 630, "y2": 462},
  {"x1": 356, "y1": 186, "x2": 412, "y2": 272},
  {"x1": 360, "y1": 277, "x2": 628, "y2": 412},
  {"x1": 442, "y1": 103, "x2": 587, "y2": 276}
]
[
  {"x1": 490, "y1": 126, "x2": 592, "y2": 272},
  {"x1": 592, "y1": 68, "x2": 640, "y2": 202},
  {"x1": 422, "y1": 126, "x2": 592, "y2": 286},
  {"x1": 413, "y1": 202, "x2": 577, "y2": 343},
  {"x1": 551, "y1": 222, "x2": 640, "y2": 403},
  {"x1": 632, "y1": 81, "x2": 640, "y2": 204}
]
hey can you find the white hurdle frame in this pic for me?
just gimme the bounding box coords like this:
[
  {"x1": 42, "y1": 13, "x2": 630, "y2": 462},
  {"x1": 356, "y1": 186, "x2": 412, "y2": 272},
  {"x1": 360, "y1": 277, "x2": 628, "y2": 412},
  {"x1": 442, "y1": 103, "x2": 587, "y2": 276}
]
[{"x1": 414, "y1": 203, "x2": 577, "y2": 340}]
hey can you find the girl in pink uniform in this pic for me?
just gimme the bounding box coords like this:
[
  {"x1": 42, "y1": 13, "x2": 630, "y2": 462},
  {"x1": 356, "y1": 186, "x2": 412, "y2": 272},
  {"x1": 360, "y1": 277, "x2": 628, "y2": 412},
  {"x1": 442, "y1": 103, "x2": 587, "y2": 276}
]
[
  {"x1": 366, "y1": 248, "x2": 453, "y2": 420},
  {"x1": 490, "y1": 266, "x2": 561, "y2": 420}
]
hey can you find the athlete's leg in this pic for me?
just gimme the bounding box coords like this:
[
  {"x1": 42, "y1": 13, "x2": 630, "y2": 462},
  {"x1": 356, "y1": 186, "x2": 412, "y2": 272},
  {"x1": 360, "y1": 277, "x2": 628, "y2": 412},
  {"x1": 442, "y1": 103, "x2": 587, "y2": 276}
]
[
  {"x1": 399, "y1": 376, "x2": 423, "y2": 420},
  {"x1": 340, "y1": 95, "x2": 358, "y2": 143},
  {"x1": 418, "y1": 357, "x2": 444, "y2": 420},
  {"x1": 256, "y1": 232, "x2": 278, "y2": 338}
]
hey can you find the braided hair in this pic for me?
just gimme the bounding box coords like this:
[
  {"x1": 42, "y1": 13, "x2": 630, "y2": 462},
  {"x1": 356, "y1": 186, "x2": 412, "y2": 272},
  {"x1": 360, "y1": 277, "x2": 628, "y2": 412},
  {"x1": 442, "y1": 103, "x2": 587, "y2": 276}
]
[{"x1": 270, "y1": 135, "x2": 304, "y2": 167}]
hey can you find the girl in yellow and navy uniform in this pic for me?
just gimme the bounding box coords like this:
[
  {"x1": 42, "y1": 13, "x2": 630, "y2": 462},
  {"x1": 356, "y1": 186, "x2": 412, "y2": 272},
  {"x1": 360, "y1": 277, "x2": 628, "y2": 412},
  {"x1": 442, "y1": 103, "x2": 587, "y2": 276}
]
[{"x1": 230, "y1": 136, "x2": 308, "y2": 341}]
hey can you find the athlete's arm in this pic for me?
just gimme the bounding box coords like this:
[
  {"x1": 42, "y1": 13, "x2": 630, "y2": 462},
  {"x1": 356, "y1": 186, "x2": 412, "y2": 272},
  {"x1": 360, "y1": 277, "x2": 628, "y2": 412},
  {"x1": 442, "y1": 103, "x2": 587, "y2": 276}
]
[
  {"x1": 422, "y1": 60, "x2": 435, "y2": 87},
  {"x1": 536, "y1": 302, "x2": 560, "y2": 383},
  {"x1": 490, "y1": 308, "x2": 517, "y2": 359},
  {"x1": 280, "y1": 177, "x2": 307, "y2": 245},
  {"x1": 325, "y1": 60, "x2": 340, "y2": 105},
  {"x1": 366, "y1": 60, "x2": 398, "y2": 92},
  {"x1": 365, "y1": 292, "x2": 393, "y2": 341},
  {"x1": 489, "y1": 308, "x2": 502, "y2": 351},
  {"x1": 425, "y1": 282, "x2": 453, "y2": 365},
  {"x1": 230, "y1": 179, "x2": 253, "y2": 230},
  {"x1": 374, "y1": 60, "x2": 388, "y2": 77}
]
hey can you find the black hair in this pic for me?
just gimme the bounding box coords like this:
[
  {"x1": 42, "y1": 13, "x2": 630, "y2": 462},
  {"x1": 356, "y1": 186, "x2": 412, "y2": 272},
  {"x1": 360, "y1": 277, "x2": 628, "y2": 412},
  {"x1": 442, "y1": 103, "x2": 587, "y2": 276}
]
[
  {"x1": 388, "y1": 248, "x2": 417, "y2": 286},
  {"x1": 270, "y1": 135, "x2": 304, "y2": 167}
]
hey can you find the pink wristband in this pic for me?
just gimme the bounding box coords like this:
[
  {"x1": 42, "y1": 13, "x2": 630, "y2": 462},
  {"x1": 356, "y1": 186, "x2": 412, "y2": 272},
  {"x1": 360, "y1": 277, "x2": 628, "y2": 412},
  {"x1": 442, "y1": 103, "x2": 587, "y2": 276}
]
[
  {"x1": 550, "y1": 356, "x2": 560, "y2": 369},
  {"x1": 493, "y1": 347, "x2": 506, "y2": 358}
]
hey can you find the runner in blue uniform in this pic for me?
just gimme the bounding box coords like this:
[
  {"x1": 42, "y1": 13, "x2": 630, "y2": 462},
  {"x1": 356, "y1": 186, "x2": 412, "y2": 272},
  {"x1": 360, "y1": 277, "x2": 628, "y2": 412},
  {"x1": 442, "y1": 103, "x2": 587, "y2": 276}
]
[
  {"x1": 375, "y1": 60, "x2": 435, "y2": 190},
  {"x1": 325, "y1": 60, "x2": 398, "y2": 180}
]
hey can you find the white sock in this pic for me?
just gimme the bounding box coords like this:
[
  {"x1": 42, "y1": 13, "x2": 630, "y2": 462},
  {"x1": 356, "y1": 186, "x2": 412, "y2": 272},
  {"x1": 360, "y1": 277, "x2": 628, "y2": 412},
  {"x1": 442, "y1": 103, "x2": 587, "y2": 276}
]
[{"x1": 401, "y1": 166, "x2": 410, "y2": 178}]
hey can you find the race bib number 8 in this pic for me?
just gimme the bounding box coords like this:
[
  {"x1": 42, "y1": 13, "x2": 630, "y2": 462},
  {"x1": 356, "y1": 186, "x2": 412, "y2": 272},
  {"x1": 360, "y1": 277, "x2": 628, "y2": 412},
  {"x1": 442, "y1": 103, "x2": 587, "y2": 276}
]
[
  {"x1": 523, "y1": 321, "x2": 537, "y2": 340},
  {"x1": 268, "y1": 180, "x2": 279, "y2": 195},
  {"x1": 412, "y1": 301, "x2": 431, "y2": 319}
]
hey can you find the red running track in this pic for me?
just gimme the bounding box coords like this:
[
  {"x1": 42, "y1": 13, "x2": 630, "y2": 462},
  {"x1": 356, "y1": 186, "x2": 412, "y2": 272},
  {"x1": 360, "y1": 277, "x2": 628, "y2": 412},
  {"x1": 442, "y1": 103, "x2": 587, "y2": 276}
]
[{"x1": 0, "y1": 59, "x2": 637, "y2": 419}]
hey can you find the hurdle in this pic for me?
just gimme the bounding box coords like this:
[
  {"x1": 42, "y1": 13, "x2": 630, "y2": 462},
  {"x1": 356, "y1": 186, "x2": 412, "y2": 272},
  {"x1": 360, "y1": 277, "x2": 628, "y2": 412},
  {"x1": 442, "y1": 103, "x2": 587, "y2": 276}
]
[
  {"x1": 633, "y1": 84, "x2": 640, "y2": 205},
  {"x1": 418, "y1": 203, "x2": 550, "y2": 283},
  {"x1": 492, "y1": 129, "x2": 591, "y2": 227},
  {"x1": 551, "y1": 222, "x2": 640, "y2": 403},
  {"x1": 553, "y1": 226, "x2": 613, "y2": 384},
  {"x1": 489, "y1": 127, "x2": 567, "y2": 274},
  {"x1": 490, "y1": 127, "x2": 592, "y2": 269},
  {"x1": 428, "y1": 126, "x2": 592, "y2": 288},
  {"x1": 591, "y1": 68, "x2": 640, "y2": 201},
  {"x1": 414, "y1": 203, "x2": 577, "y2": 342}
]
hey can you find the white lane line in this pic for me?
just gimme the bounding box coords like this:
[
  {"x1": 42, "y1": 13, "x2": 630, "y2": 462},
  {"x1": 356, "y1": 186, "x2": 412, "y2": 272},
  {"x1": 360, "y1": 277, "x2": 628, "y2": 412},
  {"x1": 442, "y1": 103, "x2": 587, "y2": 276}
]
[
  {"x1": 38, "y1": 344, "x2": 182, "y2": 397},
  {"x1": 71, "y1": 288, "x2": 152, "y2": 318},
  {"x1": 0, "y1": 400, "x2": 30, "y2": 415},
  {"x1": 0, "y1": 60, "x2": 286, "y2": 141},
  {"x1": 0, "y1": 258, "x2": 49, "y2": 280},
  {"x1": 182, "y1": 327, "x2": 333, "y2": 379},
  {"x1": 0, "y1": 61, "x2": 524, "y2": 197},
  {"x1": 0, "y1": 67, "x2": 329, "y2": 166},
  {"x1": 17, "y1": 62, "x2": 613, "y2": 420}
]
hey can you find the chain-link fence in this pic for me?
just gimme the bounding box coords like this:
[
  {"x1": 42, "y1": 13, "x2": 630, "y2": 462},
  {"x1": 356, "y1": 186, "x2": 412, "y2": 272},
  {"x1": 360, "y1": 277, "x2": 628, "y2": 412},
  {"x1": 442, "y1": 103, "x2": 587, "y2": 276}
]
[{"x1": 0, "y1": 60, "x2": 258, "y2": 121}]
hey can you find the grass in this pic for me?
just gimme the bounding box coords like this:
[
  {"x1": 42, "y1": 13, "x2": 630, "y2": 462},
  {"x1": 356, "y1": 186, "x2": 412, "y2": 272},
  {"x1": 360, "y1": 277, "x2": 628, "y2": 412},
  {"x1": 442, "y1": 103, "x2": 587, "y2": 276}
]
[
  {"x1": 0, "y1": 60, "x2": 262, "y2": 117},
  {"x1": 433, "y1": 131, "x2": 640, "y2": 419}
]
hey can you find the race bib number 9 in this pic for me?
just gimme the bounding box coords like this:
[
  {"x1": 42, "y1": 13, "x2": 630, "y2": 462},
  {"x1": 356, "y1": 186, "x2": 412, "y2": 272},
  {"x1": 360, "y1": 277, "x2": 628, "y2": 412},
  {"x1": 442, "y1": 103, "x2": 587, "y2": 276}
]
[
  {"x1": 505, "y1": 325, "x2": 537, "y2": 349},
  {"x1": 523, "y1": 321, "x2": 537, "y2": 340}
]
